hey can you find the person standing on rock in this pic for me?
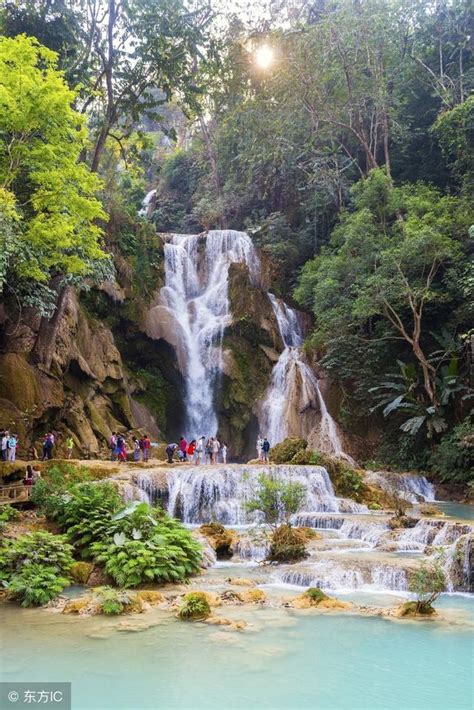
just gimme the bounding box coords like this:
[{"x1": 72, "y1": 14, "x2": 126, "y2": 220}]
[
  {"x1": 211, "y1": 437, "x2": 220, "y2": 464},
  {"x1": 257, "y1": 435, "x2": 264, "y2": 462},
  {"x1": 179, "y1": 436, "x2": 188, "y2": 462},
  {"x1": 262, "y1": 437, "x2": 270, "y2": 463},
  {"x1": 109, "y1": 432, "x2": 117, "y2": 461},
  {"x1": 166, "y1": 442, "x2": 178, "y2": 463},
  {"x1": 205, "y1": 437, "x2": 213, "y2": 464},
  {"x1": 141, "y1": 434, "x2": 151, "y2": 462},
  {"x1": 1, "y1": 431, "x2": 9, "y2": 461},
  {"x1": 195, "y1": 436, "x2": 205, "y2": 464},
  {"x1": 187, "y1": 439, "x2": 196, "y2": 461},
  {"x1": 42, "y1": 432, "x2": 54, "y2": 461},
  {"x1": 133, "y1": 437, "x2": 141, "y2": 461},
  {"x1": 221, "y1": 442, "x2": 228, "y2": 464},
  {"x1": 7, "y1": 433, "x2": 17, "y2": 461},
  {"x1": 66, "y1": 436, "x2": 74, "y2": 459}
]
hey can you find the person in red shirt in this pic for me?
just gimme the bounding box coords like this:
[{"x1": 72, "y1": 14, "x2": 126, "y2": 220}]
[
  {"x1": 187, "y1": 439, "x2": 196, "y2": 461},
  {"x1": 179, "y1": 436, "x2": 188, "y2": 461},
  {"x1": 141, "y1": 435, "x2": 151, "y2": 462}
]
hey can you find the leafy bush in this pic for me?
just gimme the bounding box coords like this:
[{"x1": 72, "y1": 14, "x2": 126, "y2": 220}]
[
  {"x1": 245, "y1": 473, "x2": 306, "y2": 527},
  {"x1": 90, "y1": 511, "x2": 202, "y2": 588},
  {"x1": 7, "y1": 563, "x2": 71, "y2": 607},
  {"x1": 177, "y1": 592, "x2": 211, "y2": 621},
  {"x1": 30, "y1": 463, "x2": 93, "y2": 519},
  {"x1": 55, "y1": 482, "x2": 123, "y2": 557},
  {"x1": 270, "y1": 438, "x2": 307, "y2": 464},
  {"x1": 407, "y1": 556, "x2": 446, "y2": 614},
  {"x1": 429, "y1": 418, "x2": 474, "y2": 484},
  {"x1": 1, "y1": 531, "x2": 74, "y2": 607},
  {"x1": 290, "y1": 449, "x2": 324, "y2": 465},
  {"x1": 93, "y1": 587, "x2": 137, "y2": 616},
  {"x1": 0, "y1": 506, "x2": 20, "y2": 522}
]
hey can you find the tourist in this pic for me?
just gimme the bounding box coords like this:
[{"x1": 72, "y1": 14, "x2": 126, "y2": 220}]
[
  {"x1": 118, "y1": 435, "x2": 127, "y2": 463},
  {"x1": 1, "y1": 431, "x2": 9, "y2": 461},
  {"x1": 221, "y1": 442, "x2": 228, "y2": 464},
  {"x1": 7, "y1": 433, "x2": 17, "y2": 461},
  {"x1": 141, "y1": 434, "x2": 151, "y2": 462},
  {"x1": 187, "y1": 439, "x2": 196, "y2": 460},
  {"x1": 195, "y1": 436, "x2": 205, "y2": 464},
  {"x1": 109, "y1": 432, "x2": 117, "y2": 461},
  {"x1": 23, "y1": 464, "x2": 34, "y2": 486},
  {"x1": 133, "y1": 437, "x2": 141, "y2": 461},
  {"x1": 262, "y1": 437, "x2": 270, "y2": 463},
  {"x1": 211, "y1": 437, "x2": 221, "y2": 464},
  {"x1": 114, "y1": 433, "x2": 125, "y2": 462},
  {"x1": 66, "y1": 436, "x2": 74, "y2": 459},
  {"x1": 205, "y1": 437, "x2": 213, "y2": 464},
  {"x1": 166, "y1": 442, "x2": 178, "y2": 464},
  {"x1": 42, "y1": 432, "x2": 54, "y2": 461},
  {"x1": 179, "y1": 436, "x2": 188, "y2": 461},
  {"x1": 257, "y1": 434, "x2": 264, "y2": 461}
]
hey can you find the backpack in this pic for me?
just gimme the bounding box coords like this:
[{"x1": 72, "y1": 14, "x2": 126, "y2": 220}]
[{"x1": 262, "y1": 440, "x2": 270, "y2": 453}]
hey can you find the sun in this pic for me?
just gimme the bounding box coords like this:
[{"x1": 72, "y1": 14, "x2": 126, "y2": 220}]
[{"x1": 255, "y1": 45, "x2": 274, "y2": 70}]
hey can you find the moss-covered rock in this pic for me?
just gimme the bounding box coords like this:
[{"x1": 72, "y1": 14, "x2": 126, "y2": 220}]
[
  {"x1": 70, "y1": 561, "x2": 94, "y2": 585},
  {"x1": 198, "y1": 523, "x2": 236, "y2": 559},
  {"x1": 177, "y1": 592, "x2": 211, "y2": 621},
  {"x1": 269, "y1": 524, "x2": 308, "y2": 563},
  {"x1": 292, "y1": 588, "x2": 352, "y2": 610},
  {"x1": 270, "y1": 438, "x2": 307, "y2": 464},
  {"x1": 398, "y1": 601, "x2": 437, "y2": 617}
]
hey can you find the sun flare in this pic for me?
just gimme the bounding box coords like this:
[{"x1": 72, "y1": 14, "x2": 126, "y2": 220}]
[{"x1": 255, "y1": 45, "x2": 274, "y2": 70}]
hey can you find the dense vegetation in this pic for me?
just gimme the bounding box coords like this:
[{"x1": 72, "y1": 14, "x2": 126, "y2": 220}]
[{"x1": 0, "y1": 0, "x2": 472, "y2": 481}]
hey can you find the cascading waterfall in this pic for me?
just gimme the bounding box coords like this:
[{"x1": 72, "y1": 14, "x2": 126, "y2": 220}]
[
  {"x1": 363, "y1": 470, "x2": 435, "y2": 503},
  {"x1": 148, "y1": 230, "x2": 259, "y2": 437},
  {"x1": 259, "y1": 294, "x2": 353, "y2": 460}
]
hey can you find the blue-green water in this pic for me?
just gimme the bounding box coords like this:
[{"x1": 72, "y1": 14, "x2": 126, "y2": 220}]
[
  {"x1": 433, "y1": 502, "x2": 474, "y2": 521},
  {"x1": 1, "y1": 598, "x2": 473, "y2": 710}
]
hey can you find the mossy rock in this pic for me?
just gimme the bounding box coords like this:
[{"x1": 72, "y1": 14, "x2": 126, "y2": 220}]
[
  {"x1": 269, "y1": 524, "x2": 308, "y2": 563},
  {"x1": 136, "y1": 590, "x2": 165, "y2": 605},
  {"x1": 63, "y1": 597, "x2": 91, "y2": 614},
  {"x1": 240, "y1": 589, "x2": 266, "y2": 604},
  {"x1": 198, "y1": 523, "x2": 235, "y2": 559},
  {"x1": 270, "y1": 438, "x2": 307, "y2": 464},
  {"x1": 418, "y1": 504, "x2": 443, "y2": 516},
  {"x1": 296, "y1": 527, "x2": 322, "y2": 541},
  {"x1": 177, "y1": 592, "x2": 211, "y2": 621},
  {"x1": 0, "y1": 353, "x2": 41, "y2": 412},
  {"x1": 305, "y1": 588, "x2": 330, "y2": 605},
  {"x1": 368, "y1": 502, "x2": 382, "y2": 511},
  {"x1": 70, "y1": 561, "x2": 94, "y2": 585},
  {"x1": 399, "y1": 601, "x2": 437, "y2": 617}
]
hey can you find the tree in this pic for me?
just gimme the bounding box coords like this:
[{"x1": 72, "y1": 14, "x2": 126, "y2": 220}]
[
  {"x1": 407, "y1": 556, "x2": 446, "y2": 615},
  {"x1": 0, "y1": 35, "x2": 107, "y2": 306},
  {"x1": 245, "y1": 472, "x2": 306, "y2": 528},
  {"x1": 296, "y1": 169, "x2": 473, "y2": 412}
]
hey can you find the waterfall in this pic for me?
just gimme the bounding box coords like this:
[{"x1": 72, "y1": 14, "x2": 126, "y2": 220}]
[
  {"x1": 259, "y1": 294, "x2": 352, "y2": 460},
  {"x1": 150, "y1": 464, "x2": 366, "y2": 525},
  {"x1": 138, "y1": 189, "x2": 156, "y2": 218},
  {"x1": 364, "y1": 471, "x2": 435, "y2": 503},
  {"x1": 150, "y1": 230, "x2": 259, "y2": 437}
]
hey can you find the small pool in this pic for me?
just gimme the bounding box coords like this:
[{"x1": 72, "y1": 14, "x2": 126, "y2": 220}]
[
  {"x1": 1, "y1": 595, "x2": 472, "y2": 710},
  {"x1": 433, "y1": 502, "x2": 474, "y2": 521}
]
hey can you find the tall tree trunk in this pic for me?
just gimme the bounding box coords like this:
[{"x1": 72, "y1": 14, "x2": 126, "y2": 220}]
[{"x1": 31, "y1": 282, "x2": 71, "y2": 371}]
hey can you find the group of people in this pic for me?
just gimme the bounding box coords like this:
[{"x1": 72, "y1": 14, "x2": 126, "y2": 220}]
[
  {"x1": 256, "y1": 435, "x2": 271, "y2": 462},
  {"x1": 166, "y1": 436, "x2": 228, "y2": 465},
  {"x1": 0, "y1": 431, "x2": 18, "y2": 461},
  {"x1": 109, "y1": 432, "x2": 151, "y2": 463}
]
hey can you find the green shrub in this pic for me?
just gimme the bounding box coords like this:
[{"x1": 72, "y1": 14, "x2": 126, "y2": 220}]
[
  {"x1": 429, "y1": 418, "x2": 474, "y2": 484},
  {"x1": 177, "y1": 592, "x2": 211, "y2": 621},
  {"x1": 7, "y1": 563, "x2": 71, "y2": 607},
  {"x1": 0, "y1": 506, "x2": 20, "y2": 523},
  {"x1": 245, "y1": 473, "x2": 306, "y2": 527},
  {"x1": 408, "y1": 557, "x2": 446, "y2": 613},
  {"x1": 305, "y1": 587, "x2": 329, "y2": 605},
  {"x1": 30, "y1": 464, "x2": 93, "y2": 518},
  {"x1": 90, "y1": 513, "x2": 202, "y2": 588},
  {"x1": 93, "y1": 587, "x2": 135, "y2": 615},
  {"x1": 270, "y1": 437, "x2": 307, "y2": 464},
  {"x1": 1, "y1": 531, "x2": 74, "y2": 607},
  {"x1": 56, "y1": 482, "x2": 123, "y2": 557}
]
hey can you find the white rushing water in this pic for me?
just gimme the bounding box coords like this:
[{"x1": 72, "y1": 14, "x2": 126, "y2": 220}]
[
  {"x1": 259, "y1": 294, "x2": 352, "y2": 459},
  {"x1": 153, "y1": 230, "x2": 259, "y2": 436}
]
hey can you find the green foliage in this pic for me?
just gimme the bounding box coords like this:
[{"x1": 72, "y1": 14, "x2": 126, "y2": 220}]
[
  {"x1": 6, "y1": 564, "x2": 71, "y2": 608},
  {"x1": 408, "y1": 556, "x2": 447, "y2": 612},
  {"x1": 93, "y1": 587, "x2": 134, "y2": 616},
  {"x1": 0, "y1": 35, "x2": 107, "y2": 299},
  {"x1": 245, "y1": 473, "x2": 306, "y2": 527},
  {"x1": 177, "y1": 592, "x2": 211, "y2": 621},
  {"x1": 0, "y1": 506, "x2": 20, "y2": 523},
  {"x1": 305, "y1": 588, "x2": 329, "y2": 605},
  {"x1": 270, "y1": 438, "x2": 307, "y2": 464},
  {"x1": 30, "y1": 464, "x2": 93, "y2": 518},
  {"x1": 90, "y1": 504, "x2": 202, "y2": 588},
  {"x1": 1, "y1": 531, "x2": 74, "y2": 607},
  {"x1": 429, "y1": 418, "x2": 474, "y2": 484}
]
